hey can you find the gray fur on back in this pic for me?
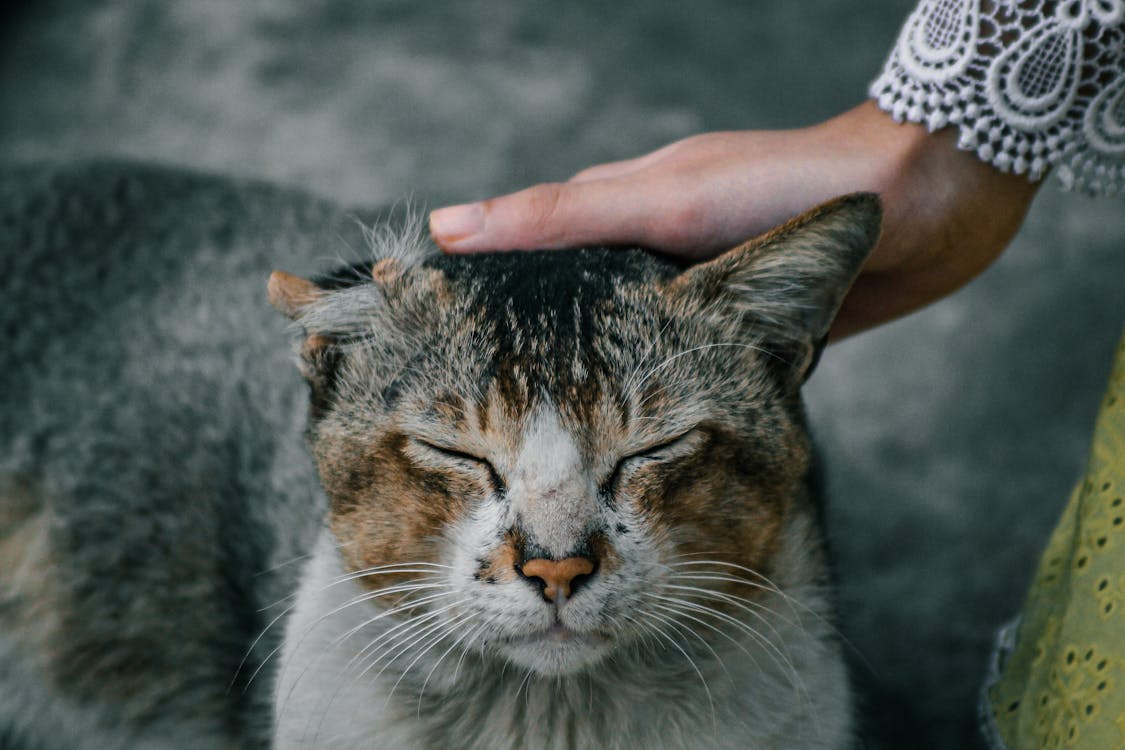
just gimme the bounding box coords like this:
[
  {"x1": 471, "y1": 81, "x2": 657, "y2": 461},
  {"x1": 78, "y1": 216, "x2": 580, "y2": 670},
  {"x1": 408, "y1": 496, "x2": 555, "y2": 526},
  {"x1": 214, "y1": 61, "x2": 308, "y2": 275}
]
[{"x1": 0, "y1": 161, "x2": 372, "y2": 748}]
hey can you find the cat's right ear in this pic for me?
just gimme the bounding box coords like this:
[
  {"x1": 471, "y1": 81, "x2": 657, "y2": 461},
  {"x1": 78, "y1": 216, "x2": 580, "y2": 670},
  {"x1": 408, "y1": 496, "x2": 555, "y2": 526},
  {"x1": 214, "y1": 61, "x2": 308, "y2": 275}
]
[
  {"x1": 268, "y1": 270, "x2": 340, "y2": 398},
  {"x1": 268, "y1": 270, "x2": 324, "y2": 320}
]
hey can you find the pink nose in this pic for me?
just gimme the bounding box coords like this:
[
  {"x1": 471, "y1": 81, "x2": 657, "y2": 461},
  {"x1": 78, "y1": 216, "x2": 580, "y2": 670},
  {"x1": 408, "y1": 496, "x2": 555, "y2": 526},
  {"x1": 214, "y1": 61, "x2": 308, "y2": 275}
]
[{"x1": 520, "y1": 557, "x2": 595, "y2": 602}]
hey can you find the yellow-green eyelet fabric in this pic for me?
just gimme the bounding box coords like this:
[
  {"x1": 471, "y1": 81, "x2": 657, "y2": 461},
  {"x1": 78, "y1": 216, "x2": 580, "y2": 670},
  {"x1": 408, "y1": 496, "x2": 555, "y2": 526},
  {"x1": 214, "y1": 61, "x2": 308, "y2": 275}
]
[{"x1": 984, "y1": 331, "x2": 1125, "y2": 749}]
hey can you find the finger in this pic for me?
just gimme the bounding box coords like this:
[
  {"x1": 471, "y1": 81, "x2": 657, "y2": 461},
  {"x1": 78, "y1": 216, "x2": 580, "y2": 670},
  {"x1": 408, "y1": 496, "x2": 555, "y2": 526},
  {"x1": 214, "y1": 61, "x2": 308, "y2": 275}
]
[
  {"x1": 569, "y1": 141, "x2": 682, "y2": 183},
  {"x1": 430, "y1": 179, "x2": 658, "y2": 253},
  {"x1": 569, "y1": 155, "x2": 649, "y2": 183}
]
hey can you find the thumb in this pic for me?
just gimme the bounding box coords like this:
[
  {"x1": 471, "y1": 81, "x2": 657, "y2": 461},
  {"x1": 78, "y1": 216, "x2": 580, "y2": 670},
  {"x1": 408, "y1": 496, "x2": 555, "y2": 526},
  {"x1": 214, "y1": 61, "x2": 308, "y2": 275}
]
[{"x1": 430, "y1": 180, "x2": 651, "y2": 253}]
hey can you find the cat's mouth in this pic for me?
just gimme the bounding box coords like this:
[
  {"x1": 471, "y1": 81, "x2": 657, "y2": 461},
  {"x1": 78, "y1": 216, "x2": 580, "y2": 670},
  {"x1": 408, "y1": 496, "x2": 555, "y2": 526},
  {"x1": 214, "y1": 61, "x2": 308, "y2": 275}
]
[
  {"x1": 536, "y1": 622, "x2": 592, "y2": 643},
  {"x1": 497, "y1": 624, "x2": 611, "y2": 675},
  {"x1": 506, "y1": 623, "x2": 602, "y2": 647}
]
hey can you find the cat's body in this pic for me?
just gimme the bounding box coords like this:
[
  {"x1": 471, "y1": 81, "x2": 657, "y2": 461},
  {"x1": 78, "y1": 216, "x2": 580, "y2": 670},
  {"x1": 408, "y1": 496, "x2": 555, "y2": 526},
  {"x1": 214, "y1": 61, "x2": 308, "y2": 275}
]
[
  {"x1": 0, "y1": 161, "x2": 879, "y2": 749},
  {"x1": 0, "y1": 162, "x2": 340, "y2": 748}
]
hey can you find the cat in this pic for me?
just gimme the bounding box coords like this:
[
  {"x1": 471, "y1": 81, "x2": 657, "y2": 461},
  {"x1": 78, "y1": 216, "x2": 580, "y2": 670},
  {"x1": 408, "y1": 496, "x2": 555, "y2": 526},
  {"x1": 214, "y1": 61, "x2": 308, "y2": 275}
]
[
  {"x1": 0, "y1": 160, "x2": 880, "y2": 749},
  {"x1": 0, "y1": 161, "x2": 350, "y2": 749},
  {"x1": 269, "y1": 192, "x2": 881, "y2": 749}
]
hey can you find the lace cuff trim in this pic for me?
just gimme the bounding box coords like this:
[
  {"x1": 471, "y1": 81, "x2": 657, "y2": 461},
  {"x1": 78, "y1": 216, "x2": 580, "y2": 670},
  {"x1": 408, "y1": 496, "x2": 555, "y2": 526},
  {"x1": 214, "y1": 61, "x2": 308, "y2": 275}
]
[{"x1": 870, "y1": 0, "x2": 1125, "y2": 196}]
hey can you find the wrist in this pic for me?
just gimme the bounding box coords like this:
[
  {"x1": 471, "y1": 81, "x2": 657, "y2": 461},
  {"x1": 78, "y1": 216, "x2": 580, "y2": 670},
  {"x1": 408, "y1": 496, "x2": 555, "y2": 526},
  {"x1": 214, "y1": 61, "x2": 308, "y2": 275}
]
[
  {"x1": 830, "y1": 100, "x2": 1039, "y2": 274},
  {"x1": 822, "y1": 100, "x2": 1042, "y2": 335}
]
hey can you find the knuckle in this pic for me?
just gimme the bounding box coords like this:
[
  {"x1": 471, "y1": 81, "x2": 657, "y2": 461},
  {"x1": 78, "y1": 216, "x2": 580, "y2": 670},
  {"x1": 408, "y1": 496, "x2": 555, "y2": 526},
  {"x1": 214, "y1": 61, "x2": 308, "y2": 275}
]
[{"x1": 524, "y1": 183, "x2": 567, "y2": 235}]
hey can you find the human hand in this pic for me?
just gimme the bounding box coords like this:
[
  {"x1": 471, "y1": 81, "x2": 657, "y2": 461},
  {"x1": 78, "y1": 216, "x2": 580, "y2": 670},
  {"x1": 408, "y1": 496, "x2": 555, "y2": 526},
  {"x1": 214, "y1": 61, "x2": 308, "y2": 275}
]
[{"x1": 430, "y1": 101, "x2": 1041, "y2": 337}]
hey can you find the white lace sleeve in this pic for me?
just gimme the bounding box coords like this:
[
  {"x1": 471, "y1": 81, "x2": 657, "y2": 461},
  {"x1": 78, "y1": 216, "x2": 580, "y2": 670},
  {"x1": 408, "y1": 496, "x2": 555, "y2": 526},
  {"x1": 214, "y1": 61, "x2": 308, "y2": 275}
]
[{"x1": 870, "y1": 0, "x2": 1125, "y2": 195}]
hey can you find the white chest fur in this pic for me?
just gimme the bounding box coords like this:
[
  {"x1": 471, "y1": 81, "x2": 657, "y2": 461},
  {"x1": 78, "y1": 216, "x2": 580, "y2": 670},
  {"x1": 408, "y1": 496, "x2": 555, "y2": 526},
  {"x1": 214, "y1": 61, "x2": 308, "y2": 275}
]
[{"x1": 273, "y1": 523, "x2": 851, "y2": 750}]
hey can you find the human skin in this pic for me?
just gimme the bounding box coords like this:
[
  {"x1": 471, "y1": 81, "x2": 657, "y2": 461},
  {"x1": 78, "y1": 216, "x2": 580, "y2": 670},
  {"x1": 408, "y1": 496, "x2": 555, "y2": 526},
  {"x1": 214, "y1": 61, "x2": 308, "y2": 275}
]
[{"x1": 429, "y1": 100, "x2": 1042, "y2": 338}]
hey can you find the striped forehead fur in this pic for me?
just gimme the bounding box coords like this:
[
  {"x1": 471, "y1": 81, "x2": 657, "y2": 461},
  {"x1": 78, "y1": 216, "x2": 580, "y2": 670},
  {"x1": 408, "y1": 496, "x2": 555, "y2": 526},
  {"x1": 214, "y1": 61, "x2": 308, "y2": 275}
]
[{"x1": 291, "y1": 235, "x2": 696, "y2": 420}]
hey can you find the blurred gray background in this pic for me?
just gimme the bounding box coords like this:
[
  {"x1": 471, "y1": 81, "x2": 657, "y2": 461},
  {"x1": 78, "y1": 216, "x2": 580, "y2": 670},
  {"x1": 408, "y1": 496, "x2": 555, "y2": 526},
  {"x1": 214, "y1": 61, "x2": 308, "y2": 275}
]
[{"x1": 2, "y1": 1, "x2": 1122, "y2": 748}]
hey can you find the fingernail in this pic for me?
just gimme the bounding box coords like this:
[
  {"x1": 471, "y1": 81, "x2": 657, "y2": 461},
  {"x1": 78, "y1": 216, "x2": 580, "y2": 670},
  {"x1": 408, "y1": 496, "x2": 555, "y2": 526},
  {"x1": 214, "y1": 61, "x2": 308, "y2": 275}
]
[{"x1": 430, "y1": 203, "x2": 484, "y2": 245}]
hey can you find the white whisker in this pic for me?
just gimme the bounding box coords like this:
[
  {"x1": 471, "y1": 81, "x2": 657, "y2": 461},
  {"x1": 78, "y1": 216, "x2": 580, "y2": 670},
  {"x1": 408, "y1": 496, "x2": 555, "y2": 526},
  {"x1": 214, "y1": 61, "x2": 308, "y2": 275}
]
[
  {"x1": 644, "y1": 593, "x2": 811, "y2": 715},
  {"x1": 417, "y1": 621, "x2": 486, "y2": 715},
  {"x1": 634, "y1": 608, "x2": 718, "y2": 731}
]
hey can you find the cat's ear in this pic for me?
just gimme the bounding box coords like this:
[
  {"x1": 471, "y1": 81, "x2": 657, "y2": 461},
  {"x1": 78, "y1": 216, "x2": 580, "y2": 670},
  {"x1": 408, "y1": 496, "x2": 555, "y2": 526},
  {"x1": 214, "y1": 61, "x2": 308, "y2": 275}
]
[
  {"x1": 267, "y1": 270, "x2": 340, "y2": 402},
  {"x1": 268, "y1": 270, "x2": 324, "y2": 320},
  {"x1": 666, "y1": 192, "x2": 881, "y2": 383}
]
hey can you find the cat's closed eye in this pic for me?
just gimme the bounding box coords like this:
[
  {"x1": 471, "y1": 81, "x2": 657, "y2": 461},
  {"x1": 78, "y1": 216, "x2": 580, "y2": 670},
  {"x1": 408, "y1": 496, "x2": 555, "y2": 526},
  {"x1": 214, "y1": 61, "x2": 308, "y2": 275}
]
[
  {"x1": 605, "y1": 427, "x2": 702, "y2": 495},
  {"x1": 407, "y1": 437, "x2": 505, "y2": 493}
]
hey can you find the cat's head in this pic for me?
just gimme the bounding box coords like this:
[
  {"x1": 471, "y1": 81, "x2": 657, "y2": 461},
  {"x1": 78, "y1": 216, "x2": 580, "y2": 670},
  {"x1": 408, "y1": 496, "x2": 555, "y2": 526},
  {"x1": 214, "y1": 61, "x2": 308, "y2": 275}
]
[{"x1": 269, "y1": 194, "x2": 880, "y2": 677}]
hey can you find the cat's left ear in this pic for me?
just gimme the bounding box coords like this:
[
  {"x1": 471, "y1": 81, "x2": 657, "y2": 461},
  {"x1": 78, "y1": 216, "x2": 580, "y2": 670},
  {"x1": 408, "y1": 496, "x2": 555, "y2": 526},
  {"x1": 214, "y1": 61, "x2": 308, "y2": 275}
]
[{"x1": 665, "y1": 192, "x2": 881, "y2": 384}]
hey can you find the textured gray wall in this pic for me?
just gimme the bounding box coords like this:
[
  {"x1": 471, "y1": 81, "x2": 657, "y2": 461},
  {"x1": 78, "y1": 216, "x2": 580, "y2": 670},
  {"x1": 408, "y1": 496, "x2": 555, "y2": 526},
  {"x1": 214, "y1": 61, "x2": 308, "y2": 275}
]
[{"x1": 2, "y1": 1, "x2": 1122, "y2": 748}]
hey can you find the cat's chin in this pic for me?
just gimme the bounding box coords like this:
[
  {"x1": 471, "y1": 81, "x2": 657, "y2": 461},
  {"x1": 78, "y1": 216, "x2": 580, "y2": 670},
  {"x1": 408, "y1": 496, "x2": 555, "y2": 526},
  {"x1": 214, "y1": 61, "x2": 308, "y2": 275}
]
[{"x1": 498, "y1": 627, "x2": 612, "y2": 676}]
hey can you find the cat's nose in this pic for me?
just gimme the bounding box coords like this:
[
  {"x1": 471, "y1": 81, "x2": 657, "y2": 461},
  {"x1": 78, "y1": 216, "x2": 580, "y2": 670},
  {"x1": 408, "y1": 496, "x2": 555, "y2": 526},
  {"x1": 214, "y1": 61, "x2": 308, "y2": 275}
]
[{"x1": 519, "y1": 557, "x2": 595, "y2": 603}]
